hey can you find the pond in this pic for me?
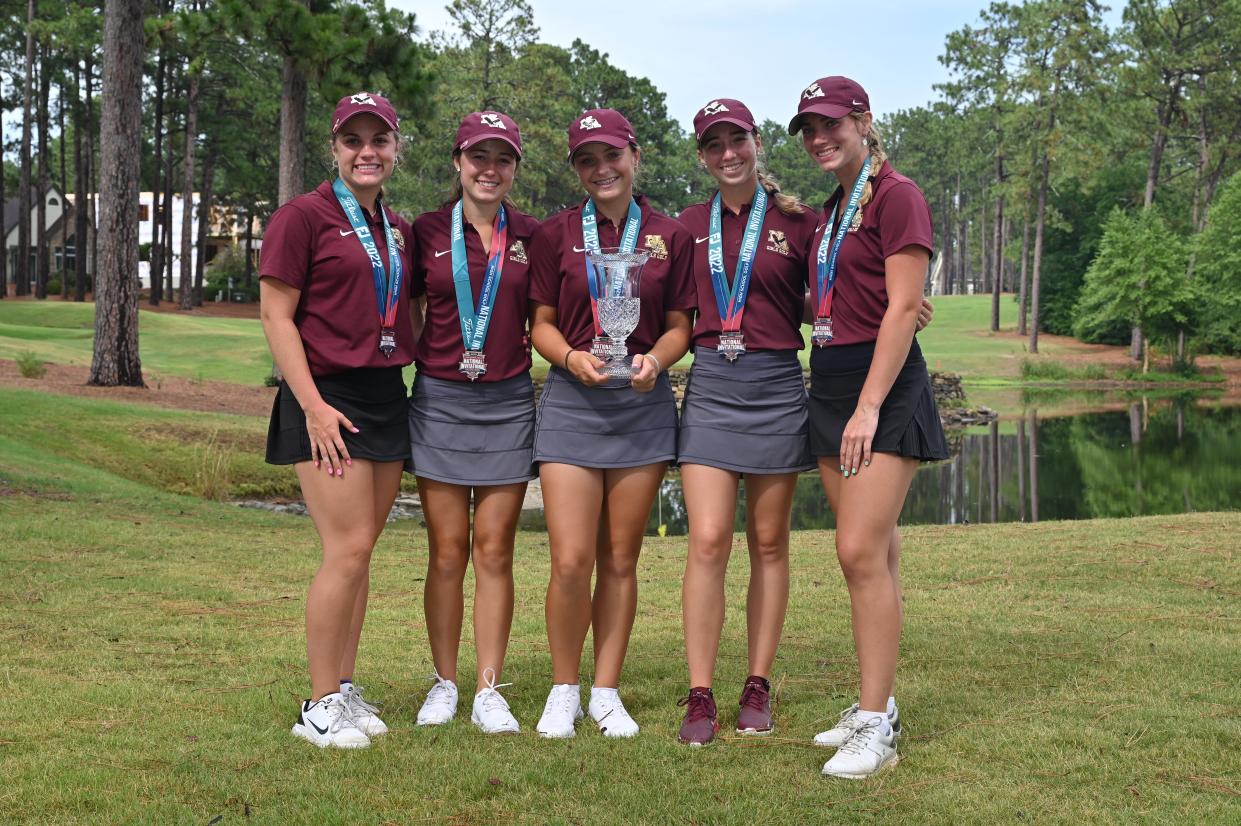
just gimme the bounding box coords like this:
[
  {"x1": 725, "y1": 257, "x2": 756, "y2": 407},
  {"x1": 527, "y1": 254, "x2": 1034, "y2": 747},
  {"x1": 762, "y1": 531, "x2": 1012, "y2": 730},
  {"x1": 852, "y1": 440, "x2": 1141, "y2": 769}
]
[{"x1": 517, "y1": 395, "x2": 1241, "y2": 536}]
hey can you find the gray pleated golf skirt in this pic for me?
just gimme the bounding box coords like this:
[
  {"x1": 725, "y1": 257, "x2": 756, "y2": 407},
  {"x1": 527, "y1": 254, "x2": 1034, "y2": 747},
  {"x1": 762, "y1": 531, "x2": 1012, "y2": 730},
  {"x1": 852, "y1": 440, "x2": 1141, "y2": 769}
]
[
  {"x1": 677, "y1": 346, "x2": 814, "y2": 475},
  {"x1": 807, "y1": 338, "x2": 949, "y2": 462},
  {"x1": 407, "y1": 372, "x2": 537, "y2": 486},
  {"x1": 266, "y1": 367, "x2": 410, "y2": 466},
  {"x1": 533, "y1": 367, "x2": 677, "y2": 469}
]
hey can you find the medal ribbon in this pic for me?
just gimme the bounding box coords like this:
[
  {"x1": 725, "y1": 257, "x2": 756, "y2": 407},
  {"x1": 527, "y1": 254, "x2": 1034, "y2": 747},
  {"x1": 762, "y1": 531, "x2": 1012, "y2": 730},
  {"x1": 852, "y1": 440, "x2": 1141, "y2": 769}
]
[
  {"x1": 815, "y1": 156, "x2": 871, "y2": 320},
  {"x1": 450, "y1": 200, "x2": 508, "y2": 353},
  {"x1": 708, "y1": 184, "x2": 767, "y2": 334},
  {"x1": 581, "y1": 197, "x2": 642, "y2": 335},
  {"x1": 332, "y1": 178, "x2": 403, "y2": 333}
]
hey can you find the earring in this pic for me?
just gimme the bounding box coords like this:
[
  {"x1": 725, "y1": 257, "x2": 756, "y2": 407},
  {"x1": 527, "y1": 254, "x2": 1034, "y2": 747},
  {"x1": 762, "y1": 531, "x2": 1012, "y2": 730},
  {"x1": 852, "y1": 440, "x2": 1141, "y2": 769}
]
[{"x1": 862, "y1": 137, "x2": 869, "y2": 147}]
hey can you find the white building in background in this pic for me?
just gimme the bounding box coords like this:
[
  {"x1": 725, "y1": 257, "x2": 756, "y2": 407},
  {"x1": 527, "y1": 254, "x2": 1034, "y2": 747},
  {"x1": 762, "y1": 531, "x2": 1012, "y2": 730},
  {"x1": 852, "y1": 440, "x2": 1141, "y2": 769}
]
[
  {"x1": 65, "y1": 192, "x2": 254, "y2": 289},
  {"x1": 4, "y1": 189, "x2": 257, "y2": 292}
]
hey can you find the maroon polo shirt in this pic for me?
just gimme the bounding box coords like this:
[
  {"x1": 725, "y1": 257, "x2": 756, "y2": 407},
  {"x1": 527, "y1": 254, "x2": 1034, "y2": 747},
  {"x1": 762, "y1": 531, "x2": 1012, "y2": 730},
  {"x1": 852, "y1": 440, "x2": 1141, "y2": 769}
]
[
  {"x1": 808, "y1": 161, "x2": 933, "y2": 345},
  {"x1": 679, "y1": 193, "x2": 819, "y2": 351},
  {"x1": 528, "y1": 195, "x2": 696, "y2": 353},
  {"x1": 410, "y1": 204, "x2": 540, "y2": 382},
  {"x1": 260, "y1": 181, "x2": 416, "y2": 375}
]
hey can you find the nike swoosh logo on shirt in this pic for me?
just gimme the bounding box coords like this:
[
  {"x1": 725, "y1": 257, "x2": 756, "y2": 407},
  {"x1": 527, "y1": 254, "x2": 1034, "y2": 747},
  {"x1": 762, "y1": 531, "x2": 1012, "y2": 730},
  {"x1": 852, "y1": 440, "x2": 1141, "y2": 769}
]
[
  {"x1": 434, "y1": 250, "x2": 451, "y2": 257},
  {"x1": 815, "y1": 224, "x2": 827, "y2": 232},
  {"x1": 695, "y1": 236, "x2": 709, "y2": 244},
  {"x1": 339, "y1": 229, "x2": 355, "y2": 237},
  {"x1": 572, "y1": 246, "x2": 588, "y2": 253}
]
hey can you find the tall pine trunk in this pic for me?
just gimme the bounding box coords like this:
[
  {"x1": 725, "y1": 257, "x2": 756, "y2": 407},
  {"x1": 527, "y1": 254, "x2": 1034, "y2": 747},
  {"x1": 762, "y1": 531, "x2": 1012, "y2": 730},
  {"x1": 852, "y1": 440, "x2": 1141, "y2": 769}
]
[
  {"x1": 85, "y1": 51, "x2": 97, "y2": 297},
  {"x1": 58, "y1": 73, "x2": 68, "y2": 298},
  {"x1": 0, "y1": 86, "x2": 7, "y2": 299},
  {"x1": 17, "y1": 0, "x2": 35, "y2": 297},
  {"x1": 1028, "y1": 152, "x2": 1050, "y2": 355},
  {"x1": 194, "y1": 123, "x2": 217, "y2": 307},
  {"x1": 89, "y1": 0, "x2": 145, "y2": 387},
  {"x1": 162, "y1": 115, "x2": 175, "y2": 302},
  {"x1": 36, "y1": 53, "x2": 50, "y2": 299},
  {"x1": 149, "y1": 36, "x2": 166, "y2": 305},
  {"x1": 74, "y1": 58, "x2": 88, "y2": 303},
  {"x1": 179, "y1": 71, "x2": 198, "y2": 310},
  {"x1": 278, "y1": 57, "x2": 306, "y2": 206}
]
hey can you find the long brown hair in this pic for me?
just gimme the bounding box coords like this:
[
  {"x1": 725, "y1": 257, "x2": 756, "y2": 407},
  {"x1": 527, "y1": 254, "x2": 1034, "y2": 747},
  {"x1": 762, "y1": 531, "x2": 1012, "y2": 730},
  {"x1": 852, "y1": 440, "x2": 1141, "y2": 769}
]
[{"x1": 851, "y1": 113, "x2": 888, "y2": 208}]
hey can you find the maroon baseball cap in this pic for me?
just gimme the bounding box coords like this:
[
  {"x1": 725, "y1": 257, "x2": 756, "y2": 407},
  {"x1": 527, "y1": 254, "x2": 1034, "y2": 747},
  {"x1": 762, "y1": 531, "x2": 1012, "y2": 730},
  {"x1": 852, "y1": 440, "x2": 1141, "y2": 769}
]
[
  {"x1": 567, "y1": 109, "x2": 638, "y2": 159},
  {"x1": 693, "y1": 98, "x2": 756, "y2": 142},
  {"x1": 787, "y1": 77, "x2": 870, "y2": 134},
  {"x1": 332, "y1": 91, "x2": 399, "y2": 134},
  {"x1": 454, "y1": 111, "x2": 522, "y2": 159}
]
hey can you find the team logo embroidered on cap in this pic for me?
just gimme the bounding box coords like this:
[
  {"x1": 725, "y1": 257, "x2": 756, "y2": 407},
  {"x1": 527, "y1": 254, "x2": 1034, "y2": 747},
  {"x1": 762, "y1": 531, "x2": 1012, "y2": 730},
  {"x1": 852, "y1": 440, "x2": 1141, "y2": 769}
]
[
  {"x1": 508, "y1": 240, "x2": 528, "y2": 264},
  {"x1": 643, "y1": 234, "x2": 668, "y2": 261},
  {"x1": 579, "y1": 116, "x2": 603, "y2": 130},
  {"x1": 766, "y1": 229, "x2": 789, "y2": 256},
  {"x1": 701, "y1": 101, "x2": 729, "y2": 116},
  {"x1": 350, "y1": 92, "x2": 377, "y2": 106},
  {"x1": 481, "y1": 113, "x2": 507, "y2": 130},
  {"x1": 803, "y1": 82, "x2": 825, "y2": 100}
]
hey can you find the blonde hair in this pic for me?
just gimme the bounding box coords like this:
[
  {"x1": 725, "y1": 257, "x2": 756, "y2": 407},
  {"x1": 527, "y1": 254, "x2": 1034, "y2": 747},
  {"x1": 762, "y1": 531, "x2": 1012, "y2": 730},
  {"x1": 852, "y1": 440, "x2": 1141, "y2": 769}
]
[
  {"x1": 756, "y1": 160, "x2": 806, "y2": 216},
  {"x1": 851, "y1": 113, "x2": 888, "y2": 208}
]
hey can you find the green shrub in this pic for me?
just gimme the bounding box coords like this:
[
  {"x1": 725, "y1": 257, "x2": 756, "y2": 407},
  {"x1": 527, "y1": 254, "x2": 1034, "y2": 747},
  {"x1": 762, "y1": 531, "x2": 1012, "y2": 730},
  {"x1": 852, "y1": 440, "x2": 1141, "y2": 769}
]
[
  {"x1": 46, "y1": 278, "x2": 61, "y2": 294},
  {"x1": 15, "y1": 351, "x2": 46, "y2": 379},
  {"x1": 203, "y1": 244, "x2": 259, "y2": 302}
]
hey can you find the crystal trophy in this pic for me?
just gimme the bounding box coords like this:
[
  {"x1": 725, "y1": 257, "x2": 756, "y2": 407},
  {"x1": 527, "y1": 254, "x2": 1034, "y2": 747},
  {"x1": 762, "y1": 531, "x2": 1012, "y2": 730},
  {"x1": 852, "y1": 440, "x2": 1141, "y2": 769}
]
[{"x1": 588, "y1": 247, "x2": 648, "y2": 378}]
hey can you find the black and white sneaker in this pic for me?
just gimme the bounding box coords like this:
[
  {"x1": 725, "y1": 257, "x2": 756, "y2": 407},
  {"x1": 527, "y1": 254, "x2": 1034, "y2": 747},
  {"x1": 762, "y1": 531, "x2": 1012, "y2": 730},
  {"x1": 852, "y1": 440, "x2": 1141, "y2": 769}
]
[{"x1": 291, "y1": 692, "x2": 370, "y2": 749}]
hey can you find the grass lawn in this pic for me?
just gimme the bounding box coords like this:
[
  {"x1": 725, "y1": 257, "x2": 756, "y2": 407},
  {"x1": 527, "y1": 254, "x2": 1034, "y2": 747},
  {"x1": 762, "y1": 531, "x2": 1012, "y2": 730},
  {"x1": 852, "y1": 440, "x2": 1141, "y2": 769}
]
[
  {"x1": 0, "y1": 300, "x2": 274, "y2": 385},
  {"x1": 0, "y1": 294, "x2": 1172, "y2": 388},
  {"x1": 2, "y1": 388, "x2": 1239, "y2": 823}
]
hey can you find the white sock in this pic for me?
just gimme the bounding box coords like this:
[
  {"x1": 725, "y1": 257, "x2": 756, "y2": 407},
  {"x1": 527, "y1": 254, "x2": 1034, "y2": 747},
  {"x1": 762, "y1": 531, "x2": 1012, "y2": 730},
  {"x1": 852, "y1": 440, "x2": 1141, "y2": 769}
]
[
  {"x1": 887, "y1": 696, "x2": 897, "y2": 717},
  {"x1": 858, "y1": 708, "x2": 891, "y2": 735},
  {"x1": 590, "y1": 686, "x2": 619, "y2": 703}
]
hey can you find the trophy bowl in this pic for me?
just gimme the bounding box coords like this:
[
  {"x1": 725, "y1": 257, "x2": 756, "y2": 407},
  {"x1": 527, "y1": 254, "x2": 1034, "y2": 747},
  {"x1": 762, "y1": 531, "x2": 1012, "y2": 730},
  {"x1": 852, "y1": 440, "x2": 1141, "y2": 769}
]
[{"x1": 587, "y1": 247, "x2": 648, "y2": 378}]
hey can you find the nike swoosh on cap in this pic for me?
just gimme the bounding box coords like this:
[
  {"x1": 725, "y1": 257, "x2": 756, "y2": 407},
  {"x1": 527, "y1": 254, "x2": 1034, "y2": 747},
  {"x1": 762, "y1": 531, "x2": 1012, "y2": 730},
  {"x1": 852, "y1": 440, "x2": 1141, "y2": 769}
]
[
  {"x1": 339, "y1": 229, "x2": 355, "y2": 236},
  {"x1": 434, "y1": 250, "x2": 451, "y2": 257}
]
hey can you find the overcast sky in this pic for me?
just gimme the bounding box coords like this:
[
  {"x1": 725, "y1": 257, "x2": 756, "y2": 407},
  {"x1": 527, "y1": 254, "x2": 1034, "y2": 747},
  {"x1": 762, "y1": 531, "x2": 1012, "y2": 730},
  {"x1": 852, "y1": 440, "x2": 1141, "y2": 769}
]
[{"x1": 395, "y1": 1, "x2": 1124, "y2": 132}]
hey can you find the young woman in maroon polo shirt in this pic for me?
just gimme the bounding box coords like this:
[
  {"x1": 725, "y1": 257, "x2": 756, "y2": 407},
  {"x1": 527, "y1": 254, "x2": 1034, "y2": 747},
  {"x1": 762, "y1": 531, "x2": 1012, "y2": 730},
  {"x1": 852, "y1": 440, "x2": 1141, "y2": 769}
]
[
  {"x1": 260, "y1": 92, "x2": 417, "y2": 749},
  {"x1": 674, "y1": 99, "x2": 935, "y2": 747},
  {"x1": 407, "y1": 112, "x2": 540, "y2": 734},
  {"x1": 789, "y1": 76, "x2": 948, "y2": 779},
  {"x1": 527, "y1": 108, "x2": 695, "y2": 738},
  {"x1": 674, "y1": 99, "x2": 819, "y2": 746}
]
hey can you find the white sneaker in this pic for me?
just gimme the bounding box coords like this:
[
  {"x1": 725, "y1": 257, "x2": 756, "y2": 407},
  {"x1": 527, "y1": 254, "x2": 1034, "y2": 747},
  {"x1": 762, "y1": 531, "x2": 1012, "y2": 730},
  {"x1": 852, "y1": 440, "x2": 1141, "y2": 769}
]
[
  {"x1": 536, "y1": 684, "x2": 583, "y2": 738},
  {"x1": 813, "y1": 702, "x2": 901, "y2": 748},
  {"x1": 472, "y1": 668, "x2": 520, "y2": 734},
  {"x1": 342, "y1": 682, "x2": 388, "y2": 736},
  {"x1": 416, "y1": 672, "x2": 459, "y2": 726},
  {"x1": 291, "y1": 692, "x2": 370, "y2": 749},
  {"x1": 822, "y1": 717, "x2": 899, "y2": 779},
  {"x1": 588, "y1": 687, "x2": 639, "y2": 738}
]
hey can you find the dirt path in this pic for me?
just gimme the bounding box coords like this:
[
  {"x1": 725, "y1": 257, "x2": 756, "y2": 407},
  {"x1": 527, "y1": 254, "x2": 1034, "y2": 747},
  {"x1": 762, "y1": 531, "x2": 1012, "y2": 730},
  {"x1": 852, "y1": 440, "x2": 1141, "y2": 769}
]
[{"x1": 0, "y1": 359, "x2": 275, "y2": 418}]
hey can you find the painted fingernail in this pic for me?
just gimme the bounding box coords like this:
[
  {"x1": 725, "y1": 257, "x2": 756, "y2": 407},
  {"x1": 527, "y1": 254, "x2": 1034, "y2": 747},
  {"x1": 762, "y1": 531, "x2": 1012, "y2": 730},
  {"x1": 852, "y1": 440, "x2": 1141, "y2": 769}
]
[
  {"x1": 843, "y1": 470, "x2": 849, "y2": 478},
  {"x1": 346, "y1": 459, "x2": 353, "y2": 466},
  {"x1": 852, "y1": 467, "x2": 859, "y2": 475},
  {"x1": 350, "y1": 427, "x2": 360, "y2": 433},
  {"x1": 839, "y1": 464, "x2": 845, "y2": 472},
  {"x1": 864, "y1": 460, "x2": 870, "y2": 467}
]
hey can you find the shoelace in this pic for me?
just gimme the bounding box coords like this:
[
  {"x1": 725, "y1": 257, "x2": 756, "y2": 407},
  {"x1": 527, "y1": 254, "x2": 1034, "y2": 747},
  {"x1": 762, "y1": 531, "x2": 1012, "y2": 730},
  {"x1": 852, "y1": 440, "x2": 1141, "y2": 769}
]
[
  {"x1": 478, "y1": 667, "x2": 513, "y2": 714},
  {"x1": 740, "y1": 681, "x2": 768, "y2": 712},
  {"x1": 324, "y1": 697, "x2": 362, "y2": 734},
  {"x1": 829, "y1": 704, "x2": 860, "y2": 732},
  {"x1": 424, "y1": 671, "x2": 456, "y2": 706},
  {"x1": 349, "y1": 684, "x2": 380, "y2": 715},
  {"x1": 837, "y1": 718, "x2": 882, "y2": 757},
  {"x1": 545, "y1": 686, "x2": 578, "y2": 715},
  {"x1": 677, "y1": 690, "x2": 715, "y2": 723}
]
